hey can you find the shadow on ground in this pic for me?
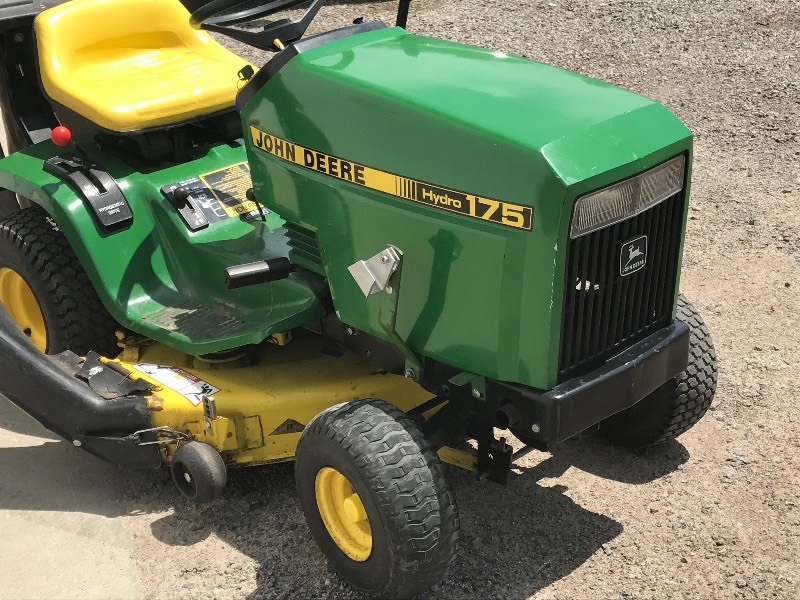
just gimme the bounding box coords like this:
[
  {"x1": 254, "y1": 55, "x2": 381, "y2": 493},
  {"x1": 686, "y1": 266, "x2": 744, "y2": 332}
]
[{"x1": 0, "y1": 396, "x2": 688, "y2": 599}]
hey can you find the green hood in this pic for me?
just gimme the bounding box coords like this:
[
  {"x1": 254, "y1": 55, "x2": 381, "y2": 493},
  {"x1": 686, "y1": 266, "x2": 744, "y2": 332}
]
[
  {"x1": 240, "y1": 25, "x2": 693, "y2": 389},
  {"x1": 289, "y1": 27, "x2": 690, "y2": 186}
]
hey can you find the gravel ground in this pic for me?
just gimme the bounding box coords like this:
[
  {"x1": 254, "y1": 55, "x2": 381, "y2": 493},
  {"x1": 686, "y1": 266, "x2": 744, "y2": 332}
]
[{"x1": 113, "y1": 1, "x2": 800, "y2": 598}]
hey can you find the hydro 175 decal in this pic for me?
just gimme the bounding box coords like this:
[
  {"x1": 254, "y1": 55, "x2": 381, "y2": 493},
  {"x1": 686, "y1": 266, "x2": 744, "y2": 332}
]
[{"x1": 250, "y1": 126, "x2": 533, "y2": 231}]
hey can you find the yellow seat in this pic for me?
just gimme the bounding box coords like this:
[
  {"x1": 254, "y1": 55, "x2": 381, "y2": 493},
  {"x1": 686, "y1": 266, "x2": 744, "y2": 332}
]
[{"x1": 35, "y1": 0, "x2": 252, "y2": 132}]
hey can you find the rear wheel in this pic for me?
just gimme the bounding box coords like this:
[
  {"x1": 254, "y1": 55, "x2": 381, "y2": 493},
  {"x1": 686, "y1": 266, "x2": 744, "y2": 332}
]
[
  {"x1": 596, "y1": 294, "x2": 718, "y2": 447},
  {"x1": 0, "y1": 205, "x2": 118, "y2": 355},
  {"x1": 295, "y1": 399, "x2": 459, "y2": 599}
]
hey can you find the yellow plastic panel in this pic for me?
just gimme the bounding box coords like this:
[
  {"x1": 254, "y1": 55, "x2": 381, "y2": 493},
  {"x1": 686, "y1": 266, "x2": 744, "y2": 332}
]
[
  {"x1": 35, "y1": 0, "x2": 251, "y2": 132},
  {"x1": 119, "y1": 331, "x2": 434, "y2": 466}
]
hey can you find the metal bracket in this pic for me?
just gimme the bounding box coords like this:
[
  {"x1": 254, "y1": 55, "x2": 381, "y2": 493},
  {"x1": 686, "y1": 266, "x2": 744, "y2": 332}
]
[
  {"x1": 449, "y1": 371, "x2": 486, "y2": 400},
  {"x1": 126, "y1": 426, "x2": 189, "y2": 446},
  {"x1": 202, "y1": 395, "x2": 218, "y2": 421},
  {"x1": 477, "y1": 435, "x2": 513, "y2": 485},
  {"x1": 348, "y1": 245, "x2": 422, "y2": 380},
  {"x1": 348, "y1": 246, "x2": 402, "y2": 297}
]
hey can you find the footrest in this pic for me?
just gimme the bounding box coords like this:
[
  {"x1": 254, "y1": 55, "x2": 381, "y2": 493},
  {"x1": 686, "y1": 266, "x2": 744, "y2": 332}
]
[
  {"x1": 140, "y1": 302, "x2": 254, "y2": 342},
  {"x1": 126, "y1": 289, "x2": 319, "y2": 356}
]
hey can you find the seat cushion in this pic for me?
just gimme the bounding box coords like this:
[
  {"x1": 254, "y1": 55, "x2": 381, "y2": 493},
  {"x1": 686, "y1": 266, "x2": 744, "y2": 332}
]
[{"x1": 35, "y1": 0, "x2": 252, "y2": 132}]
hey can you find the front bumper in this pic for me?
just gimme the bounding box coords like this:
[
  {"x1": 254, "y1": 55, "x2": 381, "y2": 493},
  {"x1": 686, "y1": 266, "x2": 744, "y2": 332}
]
[{"x1": 488, "y1": 320, "x2": 690, "y2": 446}]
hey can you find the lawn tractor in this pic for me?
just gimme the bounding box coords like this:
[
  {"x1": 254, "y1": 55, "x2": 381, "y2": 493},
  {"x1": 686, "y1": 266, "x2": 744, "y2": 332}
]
[{"x1": 0, "y1": 0, "x2": 718, "y2": 596}]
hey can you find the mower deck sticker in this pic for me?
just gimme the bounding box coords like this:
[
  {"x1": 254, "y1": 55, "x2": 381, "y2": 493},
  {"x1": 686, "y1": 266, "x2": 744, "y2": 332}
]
[
  {"x1": 132, "y1": 364, "x2": 219, "y2": 406},
  {"x1": 249, "y1": 126, "x2": 533, "y2": 231},
  {"x1": 163, "y1": 163, "x2": 267, "y2": 224}
]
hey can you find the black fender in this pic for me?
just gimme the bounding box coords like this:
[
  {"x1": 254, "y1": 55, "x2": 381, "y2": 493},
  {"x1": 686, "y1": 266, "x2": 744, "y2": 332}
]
[{"x1": 0, "y1": 304, "x2": 160, "y2": 468}]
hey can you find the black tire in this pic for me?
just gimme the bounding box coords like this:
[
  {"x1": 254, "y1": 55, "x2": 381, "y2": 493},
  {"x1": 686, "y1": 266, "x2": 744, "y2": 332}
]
[
  {"x1": 0, "y1": 205, "x2": 119, "y2": 355},
  {"x1": 295, "y1": 399, "x2": 459, "y2": 599},
  {"x1": 0, "y1": 190, "x2": 18, "y2": 220},
  {"x1": 596, "y1": 294, "x2": 718, "y2": 447},
  {"x1": 171, "y1": 441, "x2": 228, "y2": 503}
]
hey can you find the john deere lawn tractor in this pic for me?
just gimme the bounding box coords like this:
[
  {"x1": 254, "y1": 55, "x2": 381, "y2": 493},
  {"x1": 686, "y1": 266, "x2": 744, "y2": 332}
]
[{"x1": 0, "y1": 0, "x2": 717, "y2": 596}]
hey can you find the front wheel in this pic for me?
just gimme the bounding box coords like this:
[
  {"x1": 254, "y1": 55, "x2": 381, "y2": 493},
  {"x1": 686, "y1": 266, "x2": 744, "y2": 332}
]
[
  {"x1": 295, "y1": 399, "x2": 459, "y2": 599},
  {"x1": 596, "y1": 294, "x2": 718, "y2": 447}
]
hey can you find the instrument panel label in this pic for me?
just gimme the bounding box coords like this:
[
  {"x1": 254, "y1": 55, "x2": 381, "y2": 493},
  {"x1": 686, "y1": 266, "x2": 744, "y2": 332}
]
[
  {"x1": 162, "y1": 162, "x2": 267, "y2": 226},
  {"x1": 249, "y1": 125, "x2": 533, "y2": 231},
  {"x1": 200, "y1": 163, "x2": 260, "y2": 218}
]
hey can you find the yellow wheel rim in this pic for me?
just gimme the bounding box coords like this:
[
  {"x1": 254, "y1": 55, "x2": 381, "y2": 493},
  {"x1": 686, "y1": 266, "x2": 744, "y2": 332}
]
[
  {"x1": 315, "y1": 467, "x2": 372, "y2": 561},
  {"x1": 0, "y1": 267, "x2": 48, "y2": 352}
]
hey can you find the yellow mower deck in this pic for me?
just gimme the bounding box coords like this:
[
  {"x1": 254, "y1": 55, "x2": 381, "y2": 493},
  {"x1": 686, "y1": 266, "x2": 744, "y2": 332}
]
[{"x1": 113, "y1": 331, "x2": 435, "y2": 466}]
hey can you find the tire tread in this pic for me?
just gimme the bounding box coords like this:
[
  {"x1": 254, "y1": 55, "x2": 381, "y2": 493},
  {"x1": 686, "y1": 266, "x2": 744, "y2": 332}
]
[
  {"x1": 598, "y1": 294, "x2": 718, "y2": 446},
  {"x1": 0, "y1": 205, "x2": 118, "y2": 355},
  {"x1": 298, "y1": 399, "x2": 459, "y2": 598}
]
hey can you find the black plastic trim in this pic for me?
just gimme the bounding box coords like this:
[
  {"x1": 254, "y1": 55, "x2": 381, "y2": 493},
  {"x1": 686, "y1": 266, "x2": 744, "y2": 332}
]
[
  {"x1": 51, "y1": 98, "x2": 240, "y2": 137},
  {"x1": 396, "y1": 0, "x2": 412, "y2": 28},
  {"x1": 1, "y1": 28, "x2": 58, "y2": 147},
  {"x1": 0, "y1": 305, "x2": 159, "y2": 468},
  {"x1": 488, "y1": 320, "x2": 691, "y2": 446},
  {"x1": 236, "y1": 21, "x2": 386, "y2": 110},
  {"x1": 44, "y1": 153, "x2": 133, "y2": 232},
  {"x1": 0, "y1": 1, "x2": 66, "y2": 32}
]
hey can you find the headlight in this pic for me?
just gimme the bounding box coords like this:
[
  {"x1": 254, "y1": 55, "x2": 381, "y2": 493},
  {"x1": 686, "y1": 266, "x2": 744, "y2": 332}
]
[{"x1": 570, "y1": 155, "x2": 686, "y2": 238}]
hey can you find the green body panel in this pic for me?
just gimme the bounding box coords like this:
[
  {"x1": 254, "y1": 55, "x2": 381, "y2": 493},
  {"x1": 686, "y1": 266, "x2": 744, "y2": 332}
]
[
  {"x1": 0, "y1": 141, "x2": 321, "y2": 355},
  {"x1": 240, "y1": 27, "x2": 692, "y2": 389},
  {"x1": 0, "y1": 25, "x2": 693, "y2": 390}
]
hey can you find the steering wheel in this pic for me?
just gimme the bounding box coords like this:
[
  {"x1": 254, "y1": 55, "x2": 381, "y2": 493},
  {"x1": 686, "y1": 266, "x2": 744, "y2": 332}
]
[{"x1": 190, "y1": 0, "x2": 326, "y2": 51}]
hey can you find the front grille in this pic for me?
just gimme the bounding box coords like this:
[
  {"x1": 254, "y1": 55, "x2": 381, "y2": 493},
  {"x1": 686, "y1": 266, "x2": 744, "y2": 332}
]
[{"x1": 558, "y1": 190, "x2": 685, "y2": 381}]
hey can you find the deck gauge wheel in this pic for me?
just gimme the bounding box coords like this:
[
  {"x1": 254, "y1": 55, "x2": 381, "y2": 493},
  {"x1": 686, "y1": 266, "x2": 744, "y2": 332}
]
[{"x1": 170, "y1": 441, "x2": 228, "y2": 503}]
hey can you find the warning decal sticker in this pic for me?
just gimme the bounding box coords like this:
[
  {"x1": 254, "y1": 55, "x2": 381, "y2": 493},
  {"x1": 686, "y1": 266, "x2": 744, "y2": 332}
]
[
  {"x1": 162, "y1": 162, "x2": 267, "y2": 224},
  {"x1": 200, "y1": 162, "x2": 261, "y2": 218},
  {"x1": 249, "y1": 126, "x2": 533, "y2": 231},
  {"x1": 132, "y1": 364, "x2": 220, "y2": 406}
]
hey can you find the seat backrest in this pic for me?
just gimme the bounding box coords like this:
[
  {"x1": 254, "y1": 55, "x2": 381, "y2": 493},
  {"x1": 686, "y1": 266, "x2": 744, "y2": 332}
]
[
  {"x1": 36, "y1": 0, "x2": 205, "y2": 74},
  {"x1": 35, "y1": 0, "x2": 205, "y2": 67},
  {"x1": 35, "y1": 0, "x2": 247, "y2": 132}
]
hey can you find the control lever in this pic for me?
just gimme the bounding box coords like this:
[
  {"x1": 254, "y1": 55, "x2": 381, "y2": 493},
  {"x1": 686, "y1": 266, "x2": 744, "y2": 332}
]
[
  {"x1": 160, "y1": 185, "x2": 209, "y2": 231},
  {"x1": 51, "y1": 126, "x2": 92, "y2": 175},
  {"x1": 44, "y1": 126, "x2": 134, "y2": 232},
  {"x1": 225, "y1": 258, "x2": 295, "y2": 289}
]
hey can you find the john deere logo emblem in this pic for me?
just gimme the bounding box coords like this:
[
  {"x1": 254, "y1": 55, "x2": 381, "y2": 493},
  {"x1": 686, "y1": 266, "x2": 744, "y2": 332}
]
[{"x1": 621, "y1": 235, "x2": 647, "y2": 276}]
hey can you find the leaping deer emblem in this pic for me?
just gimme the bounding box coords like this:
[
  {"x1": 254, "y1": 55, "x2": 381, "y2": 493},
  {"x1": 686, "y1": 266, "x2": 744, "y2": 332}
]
[{"x1": 625, "y1": 243, "x2": 644, "y2": 267}]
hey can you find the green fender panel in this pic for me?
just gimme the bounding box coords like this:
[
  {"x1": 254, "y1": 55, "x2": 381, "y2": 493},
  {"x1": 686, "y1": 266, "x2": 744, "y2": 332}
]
[{"x1": 0, "y1": 140, "x2": 322, "y2": 355}]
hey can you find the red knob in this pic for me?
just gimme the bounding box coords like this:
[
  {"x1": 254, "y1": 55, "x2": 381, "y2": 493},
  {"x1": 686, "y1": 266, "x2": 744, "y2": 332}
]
[{"x1": 51, "y1": 126, "x2": 72, "y2": 146}]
